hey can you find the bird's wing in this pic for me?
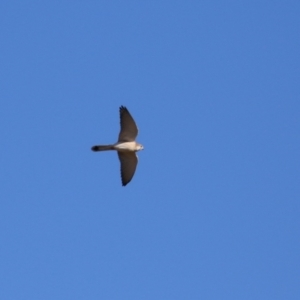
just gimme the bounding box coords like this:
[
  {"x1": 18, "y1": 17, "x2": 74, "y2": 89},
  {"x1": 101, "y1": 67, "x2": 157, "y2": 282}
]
[
  {"x1": 117, "y1": 152, "x2": 138, "y2": 186},
  {"x1": 118, "y1": 106, "x2": 138, "y2": 142}
]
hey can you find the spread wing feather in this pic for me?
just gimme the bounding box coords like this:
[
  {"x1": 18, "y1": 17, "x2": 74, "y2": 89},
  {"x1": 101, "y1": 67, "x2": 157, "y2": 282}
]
[
  {"x1": 117, "y1": 152, "x2": 138, "y2": 186},
  {"x1": 118, "y1": 106, "x2": 138, "y2": 142}
]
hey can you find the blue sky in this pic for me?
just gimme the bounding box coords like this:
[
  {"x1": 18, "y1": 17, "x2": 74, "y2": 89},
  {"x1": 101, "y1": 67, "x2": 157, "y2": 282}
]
[{"x1": 1, "y1": 1, "x2": 299, "y2": 299}]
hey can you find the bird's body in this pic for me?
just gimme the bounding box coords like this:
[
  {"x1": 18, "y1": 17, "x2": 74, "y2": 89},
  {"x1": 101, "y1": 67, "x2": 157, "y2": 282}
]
[
  {"x1": 92, "y1": 141, "x2": 143, "y2": 152},
  {"x1": 91, "y1": 106, "x2": 143, "y2": 186}
]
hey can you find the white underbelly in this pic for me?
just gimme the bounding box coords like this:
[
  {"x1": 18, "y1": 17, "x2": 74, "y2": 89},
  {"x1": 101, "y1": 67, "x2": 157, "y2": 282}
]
[{"x1": 114, "y1": 142, "x2": 136, "y2": 151}]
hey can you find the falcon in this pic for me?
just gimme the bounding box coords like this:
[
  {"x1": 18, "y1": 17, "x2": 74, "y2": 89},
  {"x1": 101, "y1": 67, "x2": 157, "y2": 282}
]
[{"x1": 91, "y1": 106, "x2": 144, "y2": 186}]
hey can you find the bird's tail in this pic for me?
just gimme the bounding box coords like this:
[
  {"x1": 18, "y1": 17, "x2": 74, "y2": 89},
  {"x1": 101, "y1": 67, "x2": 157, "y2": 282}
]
[{"x1": 91, "y1": 145, "x2": 115, "y2": 151}]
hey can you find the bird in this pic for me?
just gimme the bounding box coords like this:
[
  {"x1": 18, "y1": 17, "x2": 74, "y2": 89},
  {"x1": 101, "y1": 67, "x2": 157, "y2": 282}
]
[{"x1": 91, "y1": 106, "x2": 144, "y2": 186}]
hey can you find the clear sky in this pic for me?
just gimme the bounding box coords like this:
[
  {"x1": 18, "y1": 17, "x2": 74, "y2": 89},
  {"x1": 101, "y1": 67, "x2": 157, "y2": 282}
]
[{"x1": 1, "y1": 1, "x2": 299, "y2": 299}]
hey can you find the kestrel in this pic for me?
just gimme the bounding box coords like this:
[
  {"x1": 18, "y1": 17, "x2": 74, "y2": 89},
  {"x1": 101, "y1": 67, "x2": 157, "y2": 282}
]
[{"x1": 91, "y1": 106, "x2": 144, "y2": 186}]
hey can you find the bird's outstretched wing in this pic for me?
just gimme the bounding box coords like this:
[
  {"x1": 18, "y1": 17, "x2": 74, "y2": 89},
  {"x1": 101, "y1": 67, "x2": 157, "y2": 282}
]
[
  {"x1": 118, "y1": 106, "x2": 138, "y2": 142},
  {"x1": 117, "y1": 152, "x2": 138, "y2": 186}
]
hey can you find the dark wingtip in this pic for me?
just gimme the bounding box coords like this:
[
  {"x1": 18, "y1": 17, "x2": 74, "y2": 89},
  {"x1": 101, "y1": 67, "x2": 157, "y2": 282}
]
[
  {"x1": 119, "y1": 105, "x2": 127, "y2": 112},
  {"x1": 120, "y1": 173, "x2": 129, "y2": 186},
  {"x1": 121, "y1": 176, "x2": 127, "y2": 186},
  {"x1": 91, "y1": 146, "x2": 98, "y2": 151}
]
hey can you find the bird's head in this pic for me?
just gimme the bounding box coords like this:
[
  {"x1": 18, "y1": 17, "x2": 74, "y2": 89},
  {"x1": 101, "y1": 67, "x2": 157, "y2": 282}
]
[{"x1": 137, "y1": 144, "x2": 144, "y2": 151}]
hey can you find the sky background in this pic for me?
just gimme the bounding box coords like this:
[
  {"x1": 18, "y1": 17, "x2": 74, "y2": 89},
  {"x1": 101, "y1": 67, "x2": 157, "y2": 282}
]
[{"x1": 1, "y1": 1, "x2": 299, "y2": 299}]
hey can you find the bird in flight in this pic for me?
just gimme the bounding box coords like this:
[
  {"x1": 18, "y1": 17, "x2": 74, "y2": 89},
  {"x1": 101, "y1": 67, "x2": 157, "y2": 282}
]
[{"x1": 91, "y1": 106, "x2": 144, "y2": 186}]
